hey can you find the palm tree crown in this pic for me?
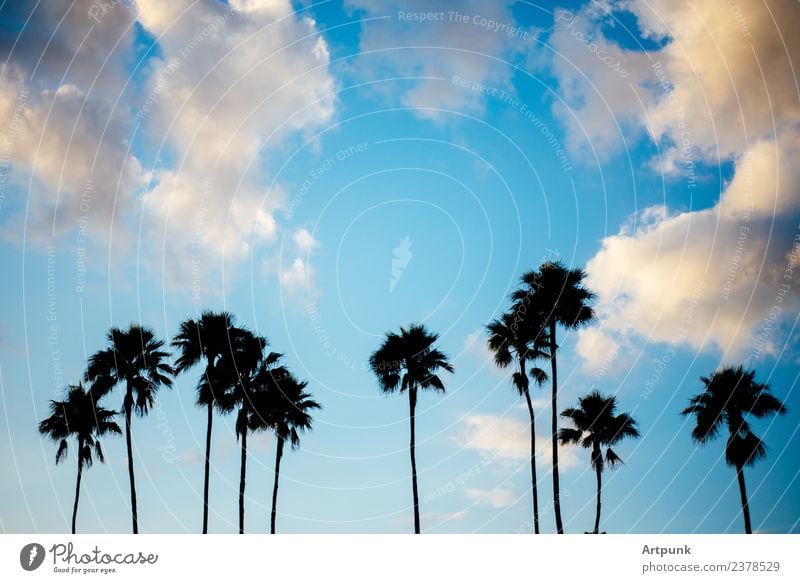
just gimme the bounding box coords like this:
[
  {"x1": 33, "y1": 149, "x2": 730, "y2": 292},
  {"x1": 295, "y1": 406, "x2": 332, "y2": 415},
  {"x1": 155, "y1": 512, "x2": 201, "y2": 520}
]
[
  {"x1": 86, "y1": 324, "x2": 175, "y2": 412},
  {"x1": 369, "y1": 323, "x2": 453, "y2": 395}
]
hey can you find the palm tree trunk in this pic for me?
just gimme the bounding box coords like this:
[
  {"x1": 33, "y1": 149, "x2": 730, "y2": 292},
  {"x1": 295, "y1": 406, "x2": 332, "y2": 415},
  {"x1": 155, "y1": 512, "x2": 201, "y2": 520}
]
[
  {"x1": 239, "y1": 423, "x2": 247, "y2": 534},
  {"x1": 72, "y1": 441, "x2": 83, "y2": 535},
  {"x1": 549, "y1": 320, "x2": 563, "y2": 534},
  {"x1": 409, "y1": 386, "x2": 420, "y2": 534},
  {"x1": 123, "y1": 392, "x2": 139, "y2": 534},
  {"x1": 522, "y1": 384, "x2": 540, "y2": 534},
  {"x1": 270, "y1": 435, "x2": 285, "y2": 534},
  {"x1": 202, "y1": 402, "x2": 212, "y2": 534},
  {"x1": 736, "y1": 463, "x2": 752, "y2": 534},
  {"x1": 593, "y1": 445, "x2": 602, "y2": 534}
]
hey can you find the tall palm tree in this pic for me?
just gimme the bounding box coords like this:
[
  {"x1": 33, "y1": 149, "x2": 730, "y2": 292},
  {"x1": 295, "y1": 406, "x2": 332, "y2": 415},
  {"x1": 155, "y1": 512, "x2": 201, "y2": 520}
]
[
  {"x1": 513, "y1": 261, "x2": 595, "y2": 533},
  {"x1": 486, "y1": 311, "x2": 548, "y2": 533},
  {"x1": 250, "y1": 369, "x2": 320, "y2": 533},
  {"x1": 215, "y1": 327, "x2": 284, "y2": 534},
  {"x1": 172, "y1": 311, "x2": 237, "y2": 534},
  {"x1": 681, "y1": 366, "x2": 786, "y2": 533},
  {"x1": 85, "y1": 324, "x2": 174, "y2": 534},
  {"x1": 559, "y1": 390, "x2": 639, "y2": 534},
  {"x1": 38, "y1": 383, "x2": 121, "y2": 534},
  {"x1": 369, "y1": 323, "x2": 454, "y2": 534}
]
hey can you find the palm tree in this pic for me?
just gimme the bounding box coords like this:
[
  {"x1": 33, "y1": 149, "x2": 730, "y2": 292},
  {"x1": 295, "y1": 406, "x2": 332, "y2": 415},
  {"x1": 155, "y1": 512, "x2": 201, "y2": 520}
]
[
  {"x1": 559, "y1": 390, "x2": 639, "y2": 534},
  {"x1": 486, "y1": 311, "x2": 548, "y2": 533},
  {"x1": 681, "y1": 366, "x2": 787, "y2": 533},
  {"x1": 38, "y1": 383, "x2": 121, "y2": 533},
  {"x1": 215, "y1": 327, "x2": 284, "y2": 534},
  {"x1": 172, "y1": 311, "x2": 237, "y2": 534},
  {"x1": 250, "y1": 368, "x2": 320, "y2": 533},
  {"x1": 85, "y1": 324, "x2": 174, "y2": 534},
  {"x1": 512, "y1": 261, "x2": 595, "y2": 533},
  {"x1": 369, "y1": 323, "x2": 454, "y2": 534}
]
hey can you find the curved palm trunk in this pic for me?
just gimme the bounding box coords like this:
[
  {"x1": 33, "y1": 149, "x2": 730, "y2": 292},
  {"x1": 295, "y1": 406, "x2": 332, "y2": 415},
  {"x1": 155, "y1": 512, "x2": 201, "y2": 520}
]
[
  {"x1": 520, "y1": 357, "x2": 539, "y2": 534},
  {"x1": 549, "y1": 320, "x2": 564, "y2": 534},
  {"x1": 523, "y1": 389, "x2": 540, "y2": 534},
  {"x1": 736, "y1": 463, "x2": 752, "y2": 534},
  {"x1": 409, "y1": 386, "x2": 420, "y2": 534},
  {"x1": 202, "y1": 402, "x2": 213, "y2": 534},
  {"x1": 593, "y1": 444, "x2": 602, "y2": 534},
  {"x1": 123, "y1": 391, "x2": 139, "y2": 534},
  {"x1": 270, "y1": 435, "x2": 285, "y2": 534},
  {"x1": 72, "y1": 441, "x2": 83, "y2": 535},
  {"x1": 239, "y1": 418, "x2": 247, "y2": 534}
]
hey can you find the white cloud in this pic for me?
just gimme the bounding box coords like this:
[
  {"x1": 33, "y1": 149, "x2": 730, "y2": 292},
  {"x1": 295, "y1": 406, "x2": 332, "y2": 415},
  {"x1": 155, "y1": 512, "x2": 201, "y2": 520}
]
[
  {"x1": 547, "y1": 1, "x2": 800, "y2": 165},
  {"x1": 466, "y1": 487, "x2": 517, "y2": 509},
  {"x1": 0, "y1": 0, "x2": 337, "y2": 299},
  {"x1": 0, "y1": 1, "x2": 143, "y2": 246},
  {"x1": 345, "y1": 0, "x2": 539, "y2": 121},
  {"x1": 280, "y1": 257, "x2": 315, "y2": 294},
  {"x1": 455, "y1": 413, "x2": 581, "y2": 470},
  {"x1": 292, "y1": 227, "x2": 318, "y2": 252},
  {"x1": 545, "y1": 1, "x2": 800, "y2": 370},
  {"x1": 133, "y1": 0, "x2": 336, "y2": 294},
  {"x1": 581, "y1": 136, "x2": 800, "y2": 366}
]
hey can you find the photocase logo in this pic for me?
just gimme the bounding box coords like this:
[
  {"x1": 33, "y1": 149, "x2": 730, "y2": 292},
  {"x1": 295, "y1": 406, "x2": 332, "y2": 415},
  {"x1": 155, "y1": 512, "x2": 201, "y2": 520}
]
[
  {"x1": 390, "y1": 236, "x2": 413, "y2": 293},
  {"x1": 20, "y1": 543, "x2": 46, "y2": 571}
]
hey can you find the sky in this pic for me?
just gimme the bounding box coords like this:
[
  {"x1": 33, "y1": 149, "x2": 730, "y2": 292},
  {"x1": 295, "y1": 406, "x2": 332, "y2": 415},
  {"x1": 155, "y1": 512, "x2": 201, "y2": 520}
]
[{"x1": 0, "y1": 0, "x2": 798, "y2": 534}]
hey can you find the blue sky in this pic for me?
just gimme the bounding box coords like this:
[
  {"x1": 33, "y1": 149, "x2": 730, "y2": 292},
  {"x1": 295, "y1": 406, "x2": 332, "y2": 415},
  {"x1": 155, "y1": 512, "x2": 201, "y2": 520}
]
[{"x1": 1, "y1": 0, "x2": 798, "y2": 534}]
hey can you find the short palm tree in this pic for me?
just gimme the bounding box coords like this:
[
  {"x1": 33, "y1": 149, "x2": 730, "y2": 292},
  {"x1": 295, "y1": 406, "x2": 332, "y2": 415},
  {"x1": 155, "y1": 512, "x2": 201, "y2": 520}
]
[
  {"x1": 681, "y1": 366, "x2": 786, "y2": 533},
  {"x1": 172, "y1": 311, "x2": 237, "y2": 534},
  {"x1": 513, "y1": 261, "x2": 595, "y2": 533},
  {"x1": 38, "y1": 383, "x2": 121, "y2": 533},
  {"x1": 369, "y1": 323, "x2": 454, "y2": 534},
  {"x1": 250, "y1": 369, "x2": 320, "y2": 533},
  {"x1": 85, "y1": 324, "x2": 174, "y2": 534},
  {"x1": 215, "y1": 327, "x2": 283, "y2": 534},
  {"x1": 559, "y1": 390, "x2": 639, "y2": 534},
  {"x1": 486, "y1": 311, "x2": 548, "y2": 533}
]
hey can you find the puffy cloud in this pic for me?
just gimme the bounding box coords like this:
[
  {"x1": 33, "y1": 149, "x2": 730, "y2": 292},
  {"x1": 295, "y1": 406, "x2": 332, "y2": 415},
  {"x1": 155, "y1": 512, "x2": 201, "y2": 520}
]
[
  {"x1": 345, "y1": 0, "x2": 539, "y2": 121},
  {"x1": 292, "y1": 227, "x2": 318, "y2": 252},
  {"x1": 580, "y1": 135, "x2": 800, "y2": 366},
  {"x1": 455, "y1": 414, "x2": 580, "y2": 470},
  {"x1": 545, "y1": 1, "x2": 800, "y2": 370},
  {"x1": 0, "y1": 1, "x2": 335, "y2": 296},
  {"x1": 133, "y1": 0, "x2": 336, "y2": 295},
  {"x1": 0, "y1": 1, "x2": 143, "y2": 244},
  {"x1": 280, "y1": 257, "x2": 315, "y2": 294},
  {"x1": 547, "y1": 1, "x2": 800, "y2": 165},
  {"x1": 465, "y1": 487, "x2": 517, "y2": 509},
  {"x1": 547, "y1": 5, "x2": 656, "y2": 160},
  {"x1": 627, "y1": 0, "x2": 800, "y2": 161}
]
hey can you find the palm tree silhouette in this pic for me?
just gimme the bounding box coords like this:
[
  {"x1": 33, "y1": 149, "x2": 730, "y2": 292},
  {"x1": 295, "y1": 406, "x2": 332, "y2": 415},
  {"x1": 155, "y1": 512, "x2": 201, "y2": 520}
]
[
  {"x1": 172, "y1": 311, "x2": 238, "y2": 534},
  {"x1": 38, "y1": 383, "x2": 121, "y2": 534},
  {"x1": 250, "y1": 368, "x2": 320, "y2": 533},
  {"x1": 369, "y1": 323, "x2": 454, "y2": 534},
  {"x1": 486, "y1": 311, "x2": 549, "y2": 533},
  {"x1": 681, "y1": 366, "x2": 787, "y2": 533},
  {"x1": 215, "y1": 327, "x2": 284, "y2": 533},
  {"x1": 513, "y1": 261, "x2": 595, "y2": 533},
  {"x1": 85, "y1": 324, "x2": 174, "y2": 534},
  {"x1": 559, "y1": 390, "x2": 639, "y2": 534}
]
